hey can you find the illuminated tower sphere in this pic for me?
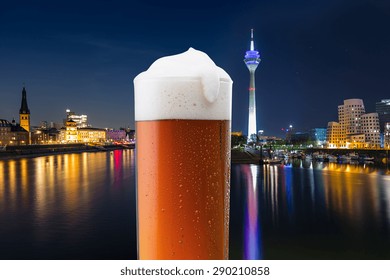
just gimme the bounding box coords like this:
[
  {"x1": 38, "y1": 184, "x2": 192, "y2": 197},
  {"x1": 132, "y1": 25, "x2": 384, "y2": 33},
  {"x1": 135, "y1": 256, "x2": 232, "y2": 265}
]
[
  {"x1": 19, "y1": 86, "x2": 30, "y2": 133},
  {"x1": 244, "y1": 29, "x2": 261, "y2": 142}
]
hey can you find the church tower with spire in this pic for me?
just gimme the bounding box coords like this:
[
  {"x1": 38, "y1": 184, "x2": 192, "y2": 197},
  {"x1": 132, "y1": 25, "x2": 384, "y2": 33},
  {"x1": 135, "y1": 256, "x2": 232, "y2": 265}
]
[{"x1": 19, "y1": 86, "x2": 31, "y2": 133}]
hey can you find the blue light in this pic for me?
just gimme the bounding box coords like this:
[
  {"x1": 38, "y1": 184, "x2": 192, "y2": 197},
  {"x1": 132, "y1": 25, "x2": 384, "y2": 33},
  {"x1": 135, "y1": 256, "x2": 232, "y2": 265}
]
[
  {"x1": 245, "y1": 50, "x2": 260, "y2": 60},
  {"x1": 241, "y1": 165, "x2": 263, "y2": 260},
  {"x1": 244, "y1": 50, "x2": 260, "y2": 66}
]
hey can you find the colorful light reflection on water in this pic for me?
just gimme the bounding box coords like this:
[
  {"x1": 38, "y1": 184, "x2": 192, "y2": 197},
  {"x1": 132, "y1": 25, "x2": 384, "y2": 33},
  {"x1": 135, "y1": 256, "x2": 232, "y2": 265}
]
[
  {"x1": 230, "y1": 161, "x2": 390, "y2": 259},
  {"x1": 0, "y1": 150, "x2": 136, "y2": 260},
  {"x1": 1, "y1": 153, "x2": 390, "y2": 259},
  {"x1": 241, "y1": 164, "x2": 262, "y2": 260}
]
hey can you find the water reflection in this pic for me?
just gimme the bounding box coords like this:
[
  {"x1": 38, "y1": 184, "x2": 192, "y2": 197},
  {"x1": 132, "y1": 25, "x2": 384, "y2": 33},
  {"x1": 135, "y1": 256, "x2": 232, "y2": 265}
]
[
  {"x1": 0, "y1": 150, "x2": 136, "y2": 259},
  {"x1": 231, "y1": 161, "x2": 390, "y2": 259},
  {"x1": 1, "y1": 153, "x2": 390, "y2": 259},
  {"x1": 283, "y1": 165, "x2": 294, "y2": 221},
  {"x1": 241, "y1": 165, "x2": 262, "y2": 260}
]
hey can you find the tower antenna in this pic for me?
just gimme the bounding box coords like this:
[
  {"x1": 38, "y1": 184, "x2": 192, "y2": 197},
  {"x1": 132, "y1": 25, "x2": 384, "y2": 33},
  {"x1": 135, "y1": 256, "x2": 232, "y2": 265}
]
[{"x1": 250, "y1": 29, "x2": 254, "y2": 51}]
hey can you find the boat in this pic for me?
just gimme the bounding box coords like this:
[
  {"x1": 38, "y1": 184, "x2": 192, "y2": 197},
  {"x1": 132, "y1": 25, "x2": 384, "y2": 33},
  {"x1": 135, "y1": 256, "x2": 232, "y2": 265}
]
[
  {"x1": 338, "y1": 155, "x2": 351, "y2": 162},
  {"x1": 349, "y1": 152, "x2": 359, "y2": 161},
  {"x1": 315, "y1": 154, "x2": 326, "y2": 162},
  {"x1": 304, "y1": 154, "x2": 312, "y2": 161},
  {"x1": 269, "y1": 159, "x2": 283, "y2": 164},
  {"x1": 328, "y1": 155, "x2": 337, "y2": 162}
]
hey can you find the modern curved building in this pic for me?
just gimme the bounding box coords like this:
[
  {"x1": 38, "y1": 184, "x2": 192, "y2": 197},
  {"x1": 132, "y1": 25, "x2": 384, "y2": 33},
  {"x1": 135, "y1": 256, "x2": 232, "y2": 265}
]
[
  {"x1": 327, "y1": 98, "x2": 381, "y2": 148},
  {"x1": 338, "y1": 98, "x2": 365, "y2": 136}
]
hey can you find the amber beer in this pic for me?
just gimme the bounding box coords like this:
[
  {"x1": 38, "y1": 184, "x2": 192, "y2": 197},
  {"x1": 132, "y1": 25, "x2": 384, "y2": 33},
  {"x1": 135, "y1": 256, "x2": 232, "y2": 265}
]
[{"x1": 134, "y1": 48, "x2": 232, "y2": 259}]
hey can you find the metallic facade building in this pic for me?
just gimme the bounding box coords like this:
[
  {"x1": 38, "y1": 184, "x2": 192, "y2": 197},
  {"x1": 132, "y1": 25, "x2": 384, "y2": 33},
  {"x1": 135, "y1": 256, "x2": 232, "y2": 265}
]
[
  {"x1": 384, "y1": 122, "x2": 390, "y2": 148},
  {"x1": 244, "y1": 29, "x2": 261, "y2": 142},
  {"x1": 375, "y1": 99, "x2": 390, "y2": 132},
  {"x1": 309, "y1": 128, "x2": 327, "y2": 145}
]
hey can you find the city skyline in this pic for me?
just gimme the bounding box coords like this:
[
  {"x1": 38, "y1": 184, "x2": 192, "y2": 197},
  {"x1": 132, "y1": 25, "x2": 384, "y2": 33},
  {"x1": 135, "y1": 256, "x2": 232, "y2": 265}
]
[{"x1": 1, "y1": 0, "x2": 390, "y2": 136}]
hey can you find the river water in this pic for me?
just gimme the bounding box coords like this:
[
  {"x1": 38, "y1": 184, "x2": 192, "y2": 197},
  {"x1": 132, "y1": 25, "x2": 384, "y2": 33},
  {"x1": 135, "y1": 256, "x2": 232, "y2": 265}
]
[{"x1": 0, "y1": 150, "x2": 389, "y2": 259}]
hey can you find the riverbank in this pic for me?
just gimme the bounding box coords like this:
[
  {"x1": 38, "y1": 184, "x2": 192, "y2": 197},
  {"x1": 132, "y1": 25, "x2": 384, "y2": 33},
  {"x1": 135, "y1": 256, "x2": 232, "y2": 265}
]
[
  {"x1": 0, "y1": 143, "x2": 135, "y2": 160},
  {"x1": 3, "y1": 144, "x2": 248, "y2": 162},
  {"x1": 2, "y1": 145, "x2": 389, "y2": 165},
  {"x1": 231, "y1": 149, "x2": 260, "y2": 164},
  {"x1": 231, "y1": 148, "x2": 390, "y2": 165}
]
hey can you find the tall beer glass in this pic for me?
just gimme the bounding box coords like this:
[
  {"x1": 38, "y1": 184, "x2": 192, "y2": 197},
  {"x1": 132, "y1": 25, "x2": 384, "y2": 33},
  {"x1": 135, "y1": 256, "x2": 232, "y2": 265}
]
[{"x1": 134, "y1": 48, "x2": 232, "y2": 259}]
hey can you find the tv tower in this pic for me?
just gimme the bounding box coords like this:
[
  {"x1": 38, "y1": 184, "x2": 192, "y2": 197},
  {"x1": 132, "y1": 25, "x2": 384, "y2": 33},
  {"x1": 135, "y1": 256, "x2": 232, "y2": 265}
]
[{"x1": 244, "y1": 29, "x2": 261, "y2": 142}]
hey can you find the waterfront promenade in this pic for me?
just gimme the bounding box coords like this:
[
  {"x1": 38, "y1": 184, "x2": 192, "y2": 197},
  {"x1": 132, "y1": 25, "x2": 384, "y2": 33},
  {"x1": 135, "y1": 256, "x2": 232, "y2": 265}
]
[
  {"x1": 1, "y1": 144, "x2": 259, "y2": 164},
  {"x1": 0, "y1": 143, "x2": 135, "y2": 159},
  {"x1": 231, "y1": 148, "x2": 260, "y2": 164},
  {"x1": 1, "y1": 144, "x2": 389, "y2": 166}
]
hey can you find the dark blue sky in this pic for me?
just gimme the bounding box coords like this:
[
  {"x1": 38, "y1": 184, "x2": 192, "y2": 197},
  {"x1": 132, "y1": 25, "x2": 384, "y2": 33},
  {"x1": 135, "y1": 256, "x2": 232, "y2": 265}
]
[{"x1": 0, "y1": 0, "x2": 389, "y2": 136}]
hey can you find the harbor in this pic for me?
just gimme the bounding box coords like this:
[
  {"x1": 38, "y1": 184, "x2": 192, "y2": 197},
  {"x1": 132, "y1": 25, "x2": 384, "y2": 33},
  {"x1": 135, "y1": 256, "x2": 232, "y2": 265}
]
[{"x1": 232, "y1": 147, "x2": 390, "y2": 166}]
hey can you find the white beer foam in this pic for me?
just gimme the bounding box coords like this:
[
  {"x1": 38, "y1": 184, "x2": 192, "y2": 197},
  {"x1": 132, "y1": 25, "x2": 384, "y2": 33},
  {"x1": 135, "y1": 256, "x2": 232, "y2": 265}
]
[{"x1": 134, "y1": 48, "x2": 232, "y2": 121}]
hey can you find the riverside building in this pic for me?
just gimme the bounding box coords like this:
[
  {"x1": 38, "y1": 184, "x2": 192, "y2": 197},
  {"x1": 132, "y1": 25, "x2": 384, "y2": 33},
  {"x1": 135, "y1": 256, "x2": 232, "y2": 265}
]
[
  {"x1": 361, "y1": 113, "x2": 380, "y2": 148},
  {"x1": 77, "y1": 127, "x2": 106, "y2": 143},
  {"x1": 107, "y1": 129, "x2": 127, "y2": 142},
  {"x1": 59, "y1": 120, "x2": 107, "y2": 143},
  {"x1": 375, "y1": 99, "x2": 390, "y2": 132},
  {"x1": 385, "y1": 123, "x2": 390, "y2": 149},
  {"x1": 338, "y1": 99, "x2": 365, "y2": 142},
  {"x1": 0, "y1": 119, "x2": 29, "y2": 146},
  {"x1": 309, "y1": 128, "x2": 327, "y2": 146},
  {"x1": 326, "y1": 122, "x2": 342, "y2": 148},
  {"x1": 0, "y1": 87, "x2": 31, "y2": 146},
  {"x1": 326, "y1": 99, "x2": 381, "y2": 148},
  {"x1": 65, "y1": 109, "x2": 88, "y2": 128}
]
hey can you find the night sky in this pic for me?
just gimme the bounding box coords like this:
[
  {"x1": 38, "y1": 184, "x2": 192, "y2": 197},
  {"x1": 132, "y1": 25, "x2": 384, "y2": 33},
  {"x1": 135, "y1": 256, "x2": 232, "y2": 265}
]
[{"x1": 0, "y1": 0, "x2": 389, "y2": 136}]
